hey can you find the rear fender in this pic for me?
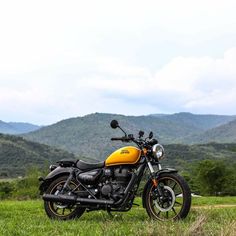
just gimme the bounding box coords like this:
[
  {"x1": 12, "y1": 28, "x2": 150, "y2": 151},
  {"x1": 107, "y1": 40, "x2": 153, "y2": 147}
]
[
  {"x1": 142, "y1": 168, "x2": 178, "y2": 208},
  {"x1": 39, "y1": 166, "x2": 72, "y2": 194}
]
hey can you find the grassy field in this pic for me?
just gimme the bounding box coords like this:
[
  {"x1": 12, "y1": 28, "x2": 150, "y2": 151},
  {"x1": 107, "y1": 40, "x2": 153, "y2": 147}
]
[{"x1": 0, "y1": 197, "x2": 235, "y2": 236}]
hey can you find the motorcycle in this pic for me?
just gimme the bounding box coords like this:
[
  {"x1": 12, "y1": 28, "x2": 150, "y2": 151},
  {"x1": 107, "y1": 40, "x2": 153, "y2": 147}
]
[{"x1": 39, "y1": 120, "x2": 191, "y2": 221}]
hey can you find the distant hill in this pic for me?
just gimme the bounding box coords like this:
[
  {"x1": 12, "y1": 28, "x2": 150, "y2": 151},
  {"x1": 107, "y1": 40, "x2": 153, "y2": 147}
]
[
  {"x1": 0, "y1": 133, "x2": 76, "y2": 177},
  {"x1": 151, "y1": 112, "x2": 236, "y2": 131},
  {"x1": 22, "y1": 112, "x2": 236, "y2": 160},
  {"x1": 1, "y1": 132, "x2": 236, "y2": 178},
  {"x1": 189, "y1": 119, "x2": 236, "y2": 143},
  {"x1": 0, "y1": 120, "x2": 40, "y2": 134},
  {"x1": 164, "y1": 143, "x2": 236, "y2": 169}
]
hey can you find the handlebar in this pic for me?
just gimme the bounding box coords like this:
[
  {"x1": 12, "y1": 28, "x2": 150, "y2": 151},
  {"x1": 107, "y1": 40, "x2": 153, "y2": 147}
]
[
  {"x1": 111, "y1": 137, "x2": 123, "y2": 141},
  {"x1": 111, "y1": 137, "x2": 132, "y2": 142},
  {"x1": 110, "y1": 119, "x2": 158, "y2": 147},
  {"x1": 111, "y1": 136, "x2": 158, "y2": 148}
]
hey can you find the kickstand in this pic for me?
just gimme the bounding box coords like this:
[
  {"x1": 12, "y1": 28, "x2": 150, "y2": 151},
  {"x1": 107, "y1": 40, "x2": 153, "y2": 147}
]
[{"x1": 107, "y1": 210, "x2": 114, "y2": 218}]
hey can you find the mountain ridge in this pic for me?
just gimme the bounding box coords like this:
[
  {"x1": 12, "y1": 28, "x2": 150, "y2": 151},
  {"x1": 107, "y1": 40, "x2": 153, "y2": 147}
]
[
  {"x1": 1, "y1": 132, "x2": 236, "y2": 178},
  {"x1": 0, "y1": 120, "x2": 40, "y2": 134},
  {"x1": 0, "y1": 133, "x2": 75, "y2": 177},
  {"x1": 188, "y1": 119, "x2": 236, "y2": 143},
  {"x1": 22, "y1": 112, "x2": 236, "y2": 160}
]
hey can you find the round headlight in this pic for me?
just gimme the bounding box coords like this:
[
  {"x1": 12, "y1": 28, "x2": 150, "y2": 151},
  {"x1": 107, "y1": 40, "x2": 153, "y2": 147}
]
[{"x1": 152, "y1": 144, "x2": 165, "y2": 160}]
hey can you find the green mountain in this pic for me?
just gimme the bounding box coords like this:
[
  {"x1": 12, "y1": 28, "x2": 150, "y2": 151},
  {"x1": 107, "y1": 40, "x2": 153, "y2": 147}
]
[
  {"x1": 164, "y1": 143, "x2": 236, "y2": 169},
  {"x1": 2, "y1": 112, "x2": 236, "y2": 178},
  {"x1": 22, "y1": 113, "x2": 236, "y2": 160},
  {"x1": 0, "y1": 133, "x2": 75, "y2": 177},
  {"x1": 0, "y1": 120, "x2": 40, "y2": 134},
  {"x1": 189, "y1": 119, "x2": 236, "y2": 143},
  {"x1": 1, "y1": 132, "x2": 236, "y2": 178},
  {"x1": 151, "y1": 112, "x2": 236, "y2": 131}
]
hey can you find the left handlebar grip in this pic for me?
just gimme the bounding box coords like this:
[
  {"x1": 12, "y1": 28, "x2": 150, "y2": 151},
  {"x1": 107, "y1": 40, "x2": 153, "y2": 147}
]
[{"x1": 111, "y1": 138, "x2": 121, "y2": 141}]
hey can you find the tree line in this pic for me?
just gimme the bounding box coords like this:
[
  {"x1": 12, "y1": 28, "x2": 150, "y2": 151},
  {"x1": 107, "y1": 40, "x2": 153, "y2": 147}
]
[
  {"x1": 182, "y1": 159, "x2": 236, "y2": 196},
  {"x1": 0, "y1": 159, "x2": 235, "y2": 199}
]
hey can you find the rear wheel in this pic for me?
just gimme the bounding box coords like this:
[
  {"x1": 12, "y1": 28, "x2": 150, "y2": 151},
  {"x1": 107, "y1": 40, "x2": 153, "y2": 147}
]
[
  {"x1": 144, "y1": 173, "x2": 191, "y2": 221},
  {"x1": 44, "y1": 176, "x2": 85, "y2": 220}
]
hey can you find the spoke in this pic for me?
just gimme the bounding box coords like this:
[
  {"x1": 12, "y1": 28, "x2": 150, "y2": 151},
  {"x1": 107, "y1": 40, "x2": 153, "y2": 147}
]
[
  {"x1": 166, "y1": 211, "x2": 169, "y2": 219},
  {"x1": 62, "y1": 208, "x2": 65, "y2": 215},
  {"x1": 172, "y1": 183, "x2": 177, "y2": 190},
  {"x1": 175, "y1": 192, "x2": 182, "y2": 197},
  {"x1": 157, "y1": 211, "x2": 161, "y2": 217},
  {"x1": 55, "y1": 207, "x2": 59, "y2": 213},
  {"x1": 175, "y1": 201, "x2": 182, "y2": 206},
  {"x1": 172, "y1": 207, "x2": 177, "y2": 216}
]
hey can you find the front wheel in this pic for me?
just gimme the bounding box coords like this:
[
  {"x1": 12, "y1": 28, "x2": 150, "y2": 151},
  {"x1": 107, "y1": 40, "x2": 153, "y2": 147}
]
[{"x1": 144, "y1": 173, "x2": 191, "y2": 221}]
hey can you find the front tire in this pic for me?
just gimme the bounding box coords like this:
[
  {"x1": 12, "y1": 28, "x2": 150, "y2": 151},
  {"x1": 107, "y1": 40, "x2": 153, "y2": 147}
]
[
  {"x1": 144, "y1": 173, "x2": 191, "y2": 221},
  {"x1": 44, "y1": 175, "x2": 85, "y2": 220}
]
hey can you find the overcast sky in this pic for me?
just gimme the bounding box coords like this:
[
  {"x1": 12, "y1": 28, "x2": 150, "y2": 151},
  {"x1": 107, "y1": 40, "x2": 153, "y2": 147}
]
[{"x1": 1, "y1": 0, "x2": 236, "y2": 125}]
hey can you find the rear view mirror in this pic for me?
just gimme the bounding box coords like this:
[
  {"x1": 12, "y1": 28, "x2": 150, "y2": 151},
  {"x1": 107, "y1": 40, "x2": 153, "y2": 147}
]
[
  {"x1": 149, "y1": 132, "x2": 153, "y2": 139},
  {"x1": 110, "y1": 120, "x2": 119, "y2": 129},
  {"x1": 139, "y1": 130, "x2": 144, "y2": 138}
]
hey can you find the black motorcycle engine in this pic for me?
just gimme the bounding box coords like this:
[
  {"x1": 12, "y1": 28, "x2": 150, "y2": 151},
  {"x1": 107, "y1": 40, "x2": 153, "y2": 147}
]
[
  {"x1": 114, "y1": 167, "x2": 132, "y2": 184},
  {"x1": 101, "y1": 167, "x2": 132, "y2": 200}
]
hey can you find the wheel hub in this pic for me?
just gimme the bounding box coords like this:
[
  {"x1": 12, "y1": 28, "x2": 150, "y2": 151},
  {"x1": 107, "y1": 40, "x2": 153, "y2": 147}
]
[{"x1": 153, "y1": 186, "x2": 175, "y2": 212}]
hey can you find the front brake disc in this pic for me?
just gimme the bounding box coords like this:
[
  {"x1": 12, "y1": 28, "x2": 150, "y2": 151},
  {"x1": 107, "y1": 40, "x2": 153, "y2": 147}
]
[{"x1": 153, "y1": 186, "x2": 175, "y2": 212}]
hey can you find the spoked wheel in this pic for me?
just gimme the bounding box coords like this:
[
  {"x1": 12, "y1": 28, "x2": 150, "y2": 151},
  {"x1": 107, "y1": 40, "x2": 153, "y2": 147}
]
[
  {"x1": 145, "y1": 173, "x2": 191, "y2": 221},
  {"x1": 44, "y1": 176, "x2": 85, "y2": 220}
]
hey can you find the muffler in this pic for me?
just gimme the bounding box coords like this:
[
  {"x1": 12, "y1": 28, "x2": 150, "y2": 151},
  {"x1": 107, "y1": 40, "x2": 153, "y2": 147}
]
[{"x1": 42, "y1": 194, "x2": 114, "y2": 205}]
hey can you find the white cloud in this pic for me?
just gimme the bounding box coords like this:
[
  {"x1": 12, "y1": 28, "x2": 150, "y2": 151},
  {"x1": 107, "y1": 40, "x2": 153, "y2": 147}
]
[
  {"x1": 1, "y1": 1, "x2": 236, "y2": 123},
  {"x1": 1, "y1": 0, "x2": 236, "y2": 72},
  {"x1": 79, "y1": 47, "x2": 236, "y2": 115},
  {"x1": 1, "y1": 47, "x2": 236, "y2": 124}
]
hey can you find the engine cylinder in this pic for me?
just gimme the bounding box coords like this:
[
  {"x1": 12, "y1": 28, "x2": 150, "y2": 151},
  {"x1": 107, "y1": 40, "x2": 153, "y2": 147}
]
[{"x1": 114, "y1": 167, "x2": 131, "y2": 183}]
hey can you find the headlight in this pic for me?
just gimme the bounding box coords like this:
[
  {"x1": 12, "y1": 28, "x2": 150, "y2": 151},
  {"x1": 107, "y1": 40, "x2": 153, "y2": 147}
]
[{"x1": 152, "y1": 144, "x2": 165, "y2": 160}]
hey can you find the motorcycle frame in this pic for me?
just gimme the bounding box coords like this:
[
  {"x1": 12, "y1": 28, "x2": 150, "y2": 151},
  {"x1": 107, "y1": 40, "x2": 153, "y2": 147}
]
[
  {"x1": 54, "y1": 155, "x2": 177, "y2": 211},
  {"x1": 56, "y1": 156, "x2": 147, "y2": 209}
]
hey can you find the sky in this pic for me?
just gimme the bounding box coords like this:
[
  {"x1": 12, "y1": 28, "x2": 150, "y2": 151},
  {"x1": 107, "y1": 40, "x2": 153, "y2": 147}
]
[{"x1": 1, "y1": 0, "x2": 236, "y2": 125}]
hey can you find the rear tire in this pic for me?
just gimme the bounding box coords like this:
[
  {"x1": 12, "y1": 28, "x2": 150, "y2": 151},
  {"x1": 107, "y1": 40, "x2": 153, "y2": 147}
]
[
  {"x1": 44, "y1": 175, "x2": 85, "y2": 220},
  {"x1": 144, "y1": 173, "x2": 191, "y2": 221}
]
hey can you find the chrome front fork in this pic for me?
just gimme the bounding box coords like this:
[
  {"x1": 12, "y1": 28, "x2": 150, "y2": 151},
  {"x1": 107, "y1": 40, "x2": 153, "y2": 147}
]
[
  {"x1": 147, "y1": 161, "x2": 164, "y2": 197},
  {"x1": 147, "y1": 161, "x2": 155, "y2": 173},
  {"x1": 147, "y1": 161, "x2": 162, "y2": 173}
]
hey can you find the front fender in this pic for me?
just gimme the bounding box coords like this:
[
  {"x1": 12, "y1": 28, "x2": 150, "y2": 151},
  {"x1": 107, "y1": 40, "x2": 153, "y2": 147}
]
[
  {"x1": 39, "y1": 166, "x2": 72, "y2": 194},
  {"x1": 142, "y1": 168, "x2": 178, "y2": 208}
]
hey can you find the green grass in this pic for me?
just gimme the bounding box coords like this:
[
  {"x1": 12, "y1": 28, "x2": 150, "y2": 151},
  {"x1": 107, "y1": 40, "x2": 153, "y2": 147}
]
[
  {"x1": 0, "y1": 197, "x2": 235, "y2": 236},
  {"x1": 0, "y1": 178, "x2": 16, "y2": 182},
  {"x1": 192, "y1": 196, "x2": 236, "y2": 206}
]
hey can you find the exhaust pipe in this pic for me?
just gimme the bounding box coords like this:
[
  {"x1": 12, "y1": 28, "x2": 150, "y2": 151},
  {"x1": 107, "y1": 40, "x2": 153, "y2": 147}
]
[{"x1": 43, "y1": 194, "x2": 114, "y2": 205}]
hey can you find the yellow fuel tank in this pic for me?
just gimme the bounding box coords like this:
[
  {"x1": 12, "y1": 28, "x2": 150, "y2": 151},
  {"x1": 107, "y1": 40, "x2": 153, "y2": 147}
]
[{"x1": 105, "y1": 146, "x2": 141, "y2": 166}]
